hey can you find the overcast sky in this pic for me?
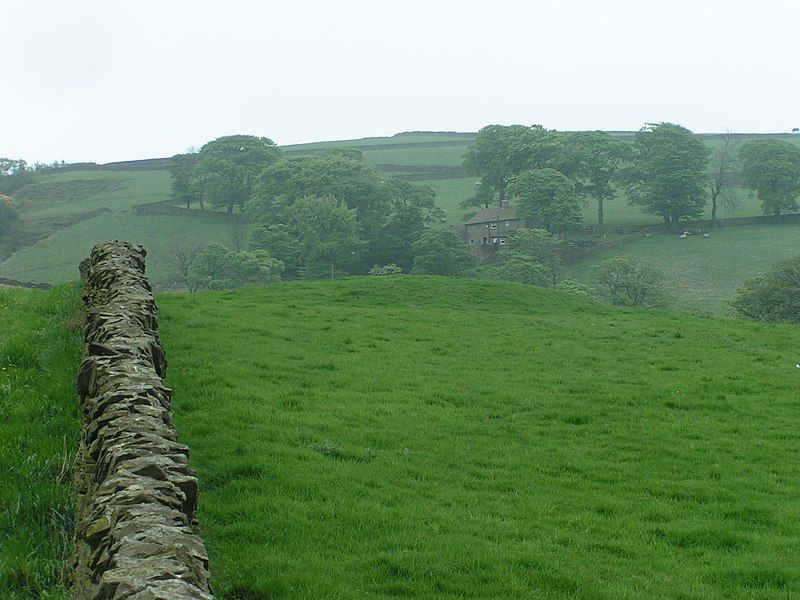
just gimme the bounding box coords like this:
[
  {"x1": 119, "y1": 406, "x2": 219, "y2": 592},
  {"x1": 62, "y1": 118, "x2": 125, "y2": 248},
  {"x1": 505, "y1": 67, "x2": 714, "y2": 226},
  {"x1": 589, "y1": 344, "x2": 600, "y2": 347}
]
[{"x1": 3, "y1": 0, "x2": 799, "y2": 164}]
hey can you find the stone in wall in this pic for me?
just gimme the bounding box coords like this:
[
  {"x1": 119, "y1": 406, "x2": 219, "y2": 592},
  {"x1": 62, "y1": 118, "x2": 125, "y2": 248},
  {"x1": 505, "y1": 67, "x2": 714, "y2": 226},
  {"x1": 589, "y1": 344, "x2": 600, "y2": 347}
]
[{"x1": 72, "y1": 241, "x2": 213, "y2": 599}]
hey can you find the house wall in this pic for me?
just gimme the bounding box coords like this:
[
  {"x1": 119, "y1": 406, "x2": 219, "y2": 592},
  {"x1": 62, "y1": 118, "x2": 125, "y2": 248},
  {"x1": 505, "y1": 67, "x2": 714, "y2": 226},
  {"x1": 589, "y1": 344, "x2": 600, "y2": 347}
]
[{"x1": 459, "y1": 218, "x2": 527, "y2": 259}]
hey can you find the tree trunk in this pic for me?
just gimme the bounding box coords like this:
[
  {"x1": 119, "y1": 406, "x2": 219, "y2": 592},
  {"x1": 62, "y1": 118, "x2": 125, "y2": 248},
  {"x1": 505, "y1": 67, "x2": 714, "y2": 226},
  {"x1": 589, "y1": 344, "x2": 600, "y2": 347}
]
[
  {"x1": 598, "y1": 197, "x2": 604, "y2": 227},
  {"x1": 498, "y1": 180, "x2": 506, "y2": 204},
  {"x1": 710, "y1": 192, "x2": 718, "y2": 228},
  {"x1": 330, "y1": 260, "x2": 335, "y2": 280}
]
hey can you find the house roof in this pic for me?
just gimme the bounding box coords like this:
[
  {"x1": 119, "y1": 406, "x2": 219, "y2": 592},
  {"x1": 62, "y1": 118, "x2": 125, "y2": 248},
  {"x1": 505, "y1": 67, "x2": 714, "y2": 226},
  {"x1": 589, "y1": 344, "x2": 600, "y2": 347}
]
[{"x1": 464, "y1": 204, "x2": 520, "y2": 225}]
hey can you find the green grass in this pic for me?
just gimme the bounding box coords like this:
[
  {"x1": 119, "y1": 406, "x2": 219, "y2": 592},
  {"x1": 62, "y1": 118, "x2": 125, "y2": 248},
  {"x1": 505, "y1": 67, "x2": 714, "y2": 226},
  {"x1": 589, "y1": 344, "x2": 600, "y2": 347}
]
[
  {"x1": 566, "y1": 223, "x2": 800, "y2": 315},
  {"x1": 13, "y1": 170, "x2": 170, "y2": 219},
  {"x1": 158, "y1": 277, "x2": 800, "y2": 599},
  {"x1": 0, "y1": 285, "x2": 83, "y2": 599},
  {"x1": 0, "y1": 214, "x2": 237, "y2": 286}
]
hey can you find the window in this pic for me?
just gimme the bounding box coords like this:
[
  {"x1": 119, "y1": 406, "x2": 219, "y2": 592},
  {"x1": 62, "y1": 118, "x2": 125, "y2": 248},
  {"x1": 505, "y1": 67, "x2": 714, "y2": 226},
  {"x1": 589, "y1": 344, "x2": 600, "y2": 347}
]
[
  {"x1": 499, "y1": 237, "x2": 506, "y2": 245},
  {"x1": 492, "y1": 237, "x2": 498, "y2": 244},
  {"x1": 490, "y1": 222, "x2": 497, "y2": 229},
  {"x1": 485, "y1": 223, "x2": 489, "y2": 228},
  {"x1": 469, "y1": 238, "x2": 475, "y2": 245},
  {"x1": 505, "y1": 220, "x2": 511, "y2": 227},
  {"x1": 482, "y1": 237, "x2": 488, "y2": 245}
]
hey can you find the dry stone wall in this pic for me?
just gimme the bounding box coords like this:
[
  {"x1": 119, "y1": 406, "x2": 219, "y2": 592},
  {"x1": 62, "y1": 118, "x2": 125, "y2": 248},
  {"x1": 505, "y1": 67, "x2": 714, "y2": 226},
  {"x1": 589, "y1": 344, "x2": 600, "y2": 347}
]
[{"x1": 73, "y1": 241, "x2": 213, "y2": 599}]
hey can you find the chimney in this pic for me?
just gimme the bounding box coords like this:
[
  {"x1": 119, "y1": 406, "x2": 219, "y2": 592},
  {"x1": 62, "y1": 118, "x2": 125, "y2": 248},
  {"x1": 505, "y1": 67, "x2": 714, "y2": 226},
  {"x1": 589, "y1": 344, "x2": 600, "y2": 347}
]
[{"x1": 500, "y1": 198, "x2": 509, "y2": 208}]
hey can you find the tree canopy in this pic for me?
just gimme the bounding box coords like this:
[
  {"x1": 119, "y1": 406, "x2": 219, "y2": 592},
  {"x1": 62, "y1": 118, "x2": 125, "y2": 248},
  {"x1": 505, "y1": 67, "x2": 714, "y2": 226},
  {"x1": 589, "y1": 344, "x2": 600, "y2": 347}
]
[
  {"x1": 411, "y1": 229, "x2": 476, "y2": 276},
  {"x1": 623, "y1": 123, "x2": 710, "y2": 226},
  {"x1": 738, "y1": 139, "x2": 800, "y2": 216},
  {"x1": 563, "y1": 131, "x2": 631, "y2": 226},
  {"x1": 193, "y1": 135, "x2": 281, "y2": 213},
  {"x1": 462, "y1": 125, "x2": 561, "y2": 203},
  {"x1": 508, "y1": 168, "x2": 582, "y2": 233}
]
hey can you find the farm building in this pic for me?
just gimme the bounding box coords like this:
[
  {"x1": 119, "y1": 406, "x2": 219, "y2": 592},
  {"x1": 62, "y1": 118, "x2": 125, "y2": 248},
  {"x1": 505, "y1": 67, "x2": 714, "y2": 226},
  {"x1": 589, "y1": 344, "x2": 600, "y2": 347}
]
[{"x1": 455, "y1": 202, "x2": 530, "y2": 259}]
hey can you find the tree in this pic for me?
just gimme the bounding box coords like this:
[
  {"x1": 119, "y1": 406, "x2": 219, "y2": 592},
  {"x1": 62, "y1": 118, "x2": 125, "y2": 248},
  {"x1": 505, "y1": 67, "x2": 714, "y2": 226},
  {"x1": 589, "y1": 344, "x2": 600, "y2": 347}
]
[
  {"x1": 411, "y1": 229, "x2": 477, "y2": 276},
  {"x1": 165, "y1": 238, "x2": 205, "y2": 290},
  {"x1": 168, "y1": 152, "x2": 201, "y2": 209},
  {"x1": 0, "y1": 195, "x2": 20, "y2": 238},
  {"x1": 188, "y1": 243, "x2": 283, "y2": 291},
  {"x1": 248, "y1": 223, "x2": 304, "y2": 279},
  {"x1": 623, "y1": 123, "x2": 710, "y2": 227},
  {"x1": 502, "y1": 228, "x2": 564, "y2": 283},
  {"x1": 708, "y1": 134, "x2": 741, "y2": 227},
  {"x1": 508, "y1": 168, "x2": 582, "y2": 234},
  {"x1": 459, "y1": 180, "x2": 495, "y2": 213},
  {"x1": 0, "y1": 159, "x2": 34, "y2": 195},
  {"x1": 378, "y1": 180, "x2": 443, "y2": 270},
  {"x1": 739, "y1": 139, "x2": 800, "y2": 216},
  {"x1": 563, "y1": 131, "x2": 631, "y2": 226},
  {"x1": 493, "y1": 251, "x2": 551, "y2": 286},
  {"x1": 287, "y1": 194, "x2": 364, "y2": 279},
  {"x1": 592, "y1": 258, "x2": 671, "y2": 308},
  {"x1": 731, "y1": 257, "x2": 800, "y2": 322},
  {"x1": 463, "y1": 124, "x2": 561, "y2": 203},
  {"x1": 193, "y1": 135, "x2": 281, "y2": 214}
]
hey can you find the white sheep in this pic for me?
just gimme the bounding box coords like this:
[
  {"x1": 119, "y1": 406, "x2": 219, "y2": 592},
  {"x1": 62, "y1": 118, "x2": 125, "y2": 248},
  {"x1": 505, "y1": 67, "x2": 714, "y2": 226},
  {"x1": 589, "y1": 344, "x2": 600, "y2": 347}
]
[{"x1": 680, "y1": 234, "x2": 687, "y2": 239}]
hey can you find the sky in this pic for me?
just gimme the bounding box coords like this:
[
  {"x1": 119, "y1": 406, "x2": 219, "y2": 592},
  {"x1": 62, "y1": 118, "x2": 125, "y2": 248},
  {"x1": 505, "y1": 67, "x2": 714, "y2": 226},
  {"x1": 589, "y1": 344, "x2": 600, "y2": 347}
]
[{"x1": 3, "y1": 0, "x2": 799, "y2": 164}]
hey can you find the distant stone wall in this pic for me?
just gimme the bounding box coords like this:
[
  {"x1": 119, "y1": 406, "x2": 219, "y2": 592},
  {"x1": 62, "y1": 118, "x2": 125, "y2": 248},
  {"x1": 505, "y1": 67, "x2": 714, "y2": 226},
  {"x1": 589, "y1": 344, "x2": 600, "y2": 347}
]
[{"x1": 72, "y1": 241, "x2": 213, "y2": 599}]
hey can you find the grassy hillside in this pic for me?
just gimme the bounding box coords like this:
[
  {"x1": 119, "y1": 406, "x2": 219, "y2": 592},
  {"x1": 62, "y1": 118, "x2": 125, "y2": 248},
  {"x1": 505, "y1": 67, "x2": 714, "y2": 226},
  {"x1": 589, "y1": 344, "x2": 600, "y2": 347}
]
[
  {"x1": 0, "y1": 285, "x2": 83, "y2": 599},
  {"x1": 158, "y1": 277, "x2": 800, "y2": 599},
  {"x1": 567, "y1": 222, "x2": 800, "y2": 315}
]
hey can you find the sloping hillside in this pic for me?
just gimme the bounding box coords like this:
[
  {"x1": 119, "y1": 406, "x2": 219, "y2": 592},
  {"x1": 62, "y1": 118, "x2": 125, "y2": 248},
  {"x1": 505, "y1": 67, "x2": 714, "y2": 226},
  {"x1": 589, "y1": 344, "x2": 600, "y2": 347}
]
[{"x1": 157, "y1": 277, "x2": 800, "y2": 598}]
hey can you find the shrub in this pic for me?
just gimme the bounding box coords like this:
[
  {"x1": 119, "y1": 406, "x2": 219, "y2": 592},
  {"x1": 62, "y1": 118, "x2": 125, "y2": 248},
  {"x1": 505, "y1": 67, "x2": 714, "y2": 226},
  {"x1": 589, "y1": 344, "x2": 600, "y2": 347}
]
[
  {"x1": 731, "y1": 256, "x2": 800, "y2": 322},
  {"x1": 593, "y1": 257, "x2": 671, "y2": 308},
  {"x1": 369, "y1": 264, "x2": 403, "y2": 276}
]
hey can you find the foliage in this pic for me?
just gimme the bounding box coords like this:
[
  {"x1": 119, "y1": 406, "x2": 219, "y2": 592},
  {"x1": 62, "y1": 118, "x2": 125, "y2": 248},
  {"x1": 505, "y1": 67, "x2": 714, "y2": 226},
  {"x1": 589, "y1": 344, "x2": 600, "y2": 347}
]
[
  {"x1": 492, "y1": 251, "x2": 551, "y2": 286},
  {"x1": 554, "y1": 278, "x2": 593, "y2": 297},
  {"x1": 508, "y1": 168, "x2": 582, "y2": 233},
  {"x1": 287, "y1": 195, "x2": 363, "y2": 279},
  {"x1": 731, "y1": 256, "x2": 800, "y2": 322},
  {"x1": 462, "y1": 124, "x2": 561, "y2": 202},
  {"x1": 158, "y1": 277, "x2": 800, "y2": 598},
  {"x1": 188, "y1": 243, "x2": 283, "y2": 291},
  {"x1": 738, "y1": 139, "x2": 800, "y2": 216},
  {"x1": 623, "y1": 123, "x2": 710, "y2": 226},
  {"x1": 0, "y1": 285, "x2": 83, "y2": 598},
  {"x1": 501, "y1": 228, "x2": 564, "y2": 283},
  {"x1": 193, "y1": 135, "x2": 281, "y2": 213},
  {"x1": 411, "y1": 229, "x2": 476, "y2": 275},
  {"x1": 249, "y1": 152, "x2": 438, "y2": 272},
  {"x1": 0, "y1": 159, "x2": 35, "y2": 195},
  {"x1": 369, "y1": 263, "x2": 403, "y2": 276},
  {"x1": 593, "y1": 257, "x2": 671, "y2": 307},
  {"x1": 167, "y1": 152, "x2": 201, "y2": 209},
  {"x1": 563, "y1": 131, "x2": 631, "y2": 226},
  {"x1": 459, "y1": 180, "x2": 495, "y2": 213}
]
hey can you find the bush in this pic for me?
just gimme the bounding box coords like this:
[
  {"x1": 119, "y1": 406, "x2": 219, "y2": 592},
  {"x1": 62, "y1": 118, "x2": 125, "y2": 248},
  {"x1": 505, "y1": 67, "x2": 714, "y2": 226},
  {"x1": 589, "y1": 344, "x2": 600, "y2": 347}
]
[
  {"x1": 731, "y1": 257, "x2": 800, "y2": 322},
  {"x1": 411, "y1": 230, "x2": 476, "y2": 276},
  {"x1": 555, "y1": 279, "x2": 593, "y2": 297},
  {"x1": 593, "y1": 257, "x2": 671, "y2": 308},
  {"x1": 0, "y1": 195, "x2": 19, "y2": 237},
  {"x1": 492, "y1": 251, "x2": 551, "y2": 287},
  {"x1": 369, "y1": 264, "x2": 403, "y2": 276}
]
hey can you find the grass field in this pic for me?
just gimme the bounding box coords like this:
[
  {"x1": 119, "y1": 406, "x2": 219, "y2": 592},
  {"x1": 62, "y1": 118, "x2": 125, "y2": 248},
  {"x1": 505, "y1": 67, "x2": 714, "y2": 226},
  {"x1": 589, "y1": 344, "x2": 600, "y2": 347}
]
[
  {"x1": 0, "y1": 213, "x2": 237, "y2": 286},
  {"x1": 566, "y1": 223, "x2": 800, "y2": 315},
  {"x1": 158, "y1": 277, "x2": 800, "y2": 599},
  {"x1": 0, "y1": 285, "x2": 83, "y2": 599}
]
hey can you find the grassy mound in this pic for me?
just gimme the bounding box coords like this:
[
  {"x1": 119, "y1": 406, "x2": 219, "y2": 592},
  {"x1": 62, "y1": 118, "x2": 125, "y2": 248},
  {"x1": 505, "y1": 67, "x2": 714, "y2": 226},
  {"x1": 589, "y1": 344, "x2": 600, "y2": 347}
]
[
  {"x1": 158, "y1": 277, "x2": 800, "y2": 598},
  {"x1": 0, "y1": 285, "x2": 83, "y2": 599}
]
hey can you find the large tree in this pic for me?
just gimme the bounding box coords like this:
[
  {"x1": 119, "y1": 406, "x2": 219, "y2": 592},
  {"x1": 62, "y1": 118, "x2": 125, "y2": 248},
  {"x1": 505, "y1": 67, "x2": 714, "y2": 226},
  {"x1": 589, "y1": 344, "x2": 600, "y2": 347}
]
[
  {"x1": 193, "y1": 135, "x2": 281, "y2": 213},
  {"x1": 501, "y1": 228, "x2": 564, "y2": 284},
  {"x1": 411, "y1": 229, "x2": 476, "y2": 276},
  {"x1": 563, "y1": 131, "x2": 631, "y2": 226},
  {"x1": 463, "y1": 124, "x2": 561, "y2": 203},
  {"x1": 508, "y1": 168, "x2": 582, "y2": 234},
  {"x1": 167, "y1": 152, "x2": 201, "y2": 209},
  {"x1": 287, "y1": 194, "x2": 364, "y2": 279},
  {"x1": 739, "y1": 138, "x2": 800, "y2": 216},
  {"x1": 623, "y1": 123, "x2": 710, "y2": 227}
]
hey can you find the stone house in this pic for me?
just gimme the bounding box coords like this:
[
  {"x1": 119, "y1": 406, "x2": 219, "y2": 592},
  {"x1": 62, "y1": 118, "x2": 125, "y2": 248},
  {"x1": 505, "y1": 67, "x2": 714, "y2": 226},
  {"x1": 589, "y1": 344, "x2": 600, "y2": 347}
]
[{"x1": 455, "y1": 202, "x2": 529, "y2": 259}]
